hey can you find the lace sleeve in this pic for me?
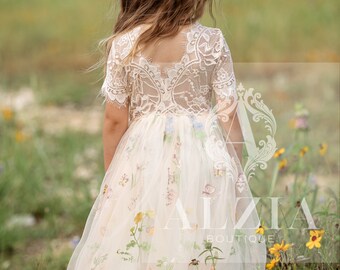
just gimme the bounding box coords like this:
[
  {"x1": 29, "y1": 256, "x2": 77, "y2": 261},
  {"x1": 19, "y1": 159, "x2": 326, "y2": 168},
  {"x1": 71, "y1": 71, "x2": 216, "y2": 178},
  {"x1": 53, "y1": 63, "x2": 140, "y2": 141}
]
[
  {"x1": 211, "y1": 29, "x2": 237, "y2": 102},
  {"x1": 210, "y1": 29, "x2": 241, "y2": 160},
  {"x1": 99, "y1": 39, "x2": 129, "y2": 108}
]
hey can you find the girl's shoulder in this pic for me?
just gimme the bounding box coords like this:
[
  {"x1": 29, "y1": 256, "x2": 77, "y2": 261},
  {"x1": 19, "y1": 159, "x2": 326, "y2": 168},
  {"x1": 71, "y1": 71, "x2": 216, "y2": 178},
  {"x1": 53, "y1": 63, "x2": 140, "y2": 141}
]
[
  {"x1": 194, "y1": 22, "x2": 227, "y2": 48},
  {"x1": 195, "y1": 22, "x2": 226, "y2": 43}
]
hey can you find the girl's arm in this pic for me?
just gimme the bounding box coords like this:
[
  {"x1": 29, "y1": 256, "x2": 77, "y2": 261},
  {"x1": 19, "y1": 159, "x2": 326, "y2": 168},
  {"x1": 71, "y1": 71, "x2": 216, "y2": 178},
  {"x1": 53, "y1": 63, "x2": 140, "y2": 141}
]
[
  {"x1": 102, "y1": 102, "x2": 129, "y2": 172},
  {"x1": 218, "y1": 107, "x2": 243, "y2": 163}
]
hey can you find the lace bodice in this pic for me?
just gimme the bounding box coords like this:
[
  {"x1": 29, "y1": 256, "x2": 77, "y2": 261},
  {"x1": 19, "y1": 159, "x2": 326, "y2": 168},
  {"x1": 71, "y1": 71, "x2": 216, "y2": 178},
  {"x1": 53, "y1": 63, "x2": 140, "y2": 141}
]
[{"x1": 99, "y1": 22, "x2": 236, "y2": 123}]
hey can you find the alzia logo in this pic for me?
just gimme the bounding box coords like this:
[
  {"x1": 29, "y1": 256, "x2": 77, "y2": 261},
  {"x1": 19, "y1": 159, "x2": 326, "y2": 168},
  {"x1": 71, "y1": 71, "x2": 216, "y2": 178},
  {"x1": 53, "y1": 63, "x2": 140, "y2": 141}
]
[
  {"x1": 205, "y1": 83, "x2": 277, "y2": 186},
  {"x1": 161, "y1": 197, "x2": 319, "y2": 231}
]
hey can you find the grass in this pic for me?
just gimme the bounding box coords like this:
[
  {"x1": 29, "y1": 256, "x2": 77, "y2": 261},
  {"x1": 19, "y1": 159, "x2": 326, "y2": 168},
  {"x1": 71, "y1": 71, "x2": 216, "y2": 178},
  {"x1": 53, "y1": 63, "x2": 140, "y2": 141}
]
[
  {"x1": 0, "y1": 121, "x2": 103, "y2": 269},
  {"x1": 0, "y1": 0, "x2": 339, "y2": 106},
  {"x1": 0, "y1": 71, "x2": 338, "y2": 268}
]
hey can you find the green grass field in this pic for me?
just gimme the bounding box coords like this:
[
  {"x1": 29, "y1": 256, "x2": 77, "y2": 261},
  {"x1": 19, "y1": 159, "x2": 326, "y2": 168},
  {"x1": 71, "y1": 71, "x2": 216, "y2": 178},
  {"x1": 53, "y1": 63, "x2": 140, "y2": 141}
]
[
  {"x1": 0, "y1": 0, "x2": 339, "y2": 104},
  {"x1": 0, "y1": 1, "x2": 339, "y2": 269}
]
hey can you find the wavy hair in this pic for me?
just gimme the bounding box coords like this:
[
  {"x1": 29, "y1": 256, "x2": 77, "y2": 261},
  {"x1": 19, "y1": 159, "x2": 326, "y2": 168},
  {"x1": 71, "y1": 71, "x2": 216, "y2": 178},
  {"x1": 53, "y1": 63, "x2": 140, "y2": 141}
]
[{"x1": 90, "y1": 0, "x2": 216, "y2": 76}]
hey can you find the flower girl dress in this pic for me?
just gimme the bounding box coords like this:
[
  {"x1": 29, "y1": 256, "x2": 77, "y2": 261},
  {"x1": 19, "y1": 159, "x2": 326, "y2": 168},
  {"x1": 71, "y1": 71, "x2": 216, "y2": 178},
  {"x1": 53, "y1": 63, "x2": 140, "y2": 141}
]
[{"x1": 67, "y1": 22, "x2": 266, "y2": 270}]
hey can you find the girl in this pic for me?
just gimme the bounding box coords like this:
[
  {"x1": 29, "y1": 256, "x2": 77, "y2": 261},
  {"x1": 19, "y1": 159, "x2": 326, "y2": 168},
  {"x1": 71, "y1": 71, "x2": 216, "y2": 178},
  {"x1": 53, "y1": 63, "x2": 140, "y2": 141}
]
[{"x1": 67, "y1": 0, "x2": 266, "y2": 269}]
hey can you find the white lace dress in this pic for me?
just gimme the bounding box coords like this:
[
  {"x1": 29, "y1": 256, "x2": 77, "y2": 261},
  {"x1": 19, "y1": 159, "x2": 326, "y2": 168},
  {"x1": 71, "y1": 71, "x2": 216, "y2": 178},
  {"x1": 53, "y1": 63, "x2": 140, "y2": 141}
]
[{"x1": 67, "y1": 22, "x2": 266, "y2": 270}]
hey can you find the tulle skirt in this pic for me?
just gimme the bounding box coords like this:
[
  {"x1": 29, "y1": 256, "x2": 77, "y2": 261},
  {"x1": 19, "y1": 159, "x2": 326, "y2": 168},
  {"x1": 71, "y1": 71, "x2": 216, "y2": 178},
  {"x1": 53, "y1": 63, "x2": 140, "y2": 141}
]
[{"x1": 67, "y1": 111, "x2": 266, "y2": 270}]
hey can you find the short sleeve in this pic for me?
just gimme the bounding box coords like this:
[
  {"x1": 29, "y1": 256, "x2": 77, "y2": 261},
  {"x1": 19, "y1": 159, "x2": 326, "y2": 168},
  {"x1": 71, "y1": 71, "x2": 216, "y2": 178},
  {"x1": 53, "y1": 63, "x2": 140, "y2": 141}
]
[
  {"x1": 99, "y1": 39, "x2": 129, "y2": 108},
  {"x1": 211, "y1": 29, "x2": 237, "y2": 102}
]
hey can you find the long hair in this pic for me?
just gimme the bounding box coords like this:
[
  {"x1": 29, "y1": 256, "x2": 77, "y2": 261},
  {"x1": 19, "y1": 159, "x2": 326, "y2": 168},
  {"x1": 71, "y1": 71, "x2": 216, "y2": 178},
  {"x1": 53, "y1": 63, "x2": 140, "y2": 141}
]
[{"x1": 90, "y1": 0, "x2": 216, "y2": 76}]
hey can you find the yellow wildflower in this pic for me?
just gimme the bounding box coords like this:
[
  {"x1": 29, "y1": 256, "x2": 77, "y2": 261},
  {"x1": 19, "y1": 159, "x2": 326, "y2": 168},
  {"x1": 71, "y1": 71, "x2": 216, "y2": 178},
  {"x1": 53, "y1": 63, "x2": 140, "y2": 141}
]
[
  {"x1": 273, "y1": 148, "x2": 285, "y2": 158},
  {"x1": 278, "y1": 158, "x2": 288, "y2": 171},
  {"x1": 1, "y1": 107, "x2": 13, "y2": 121},
  {"x1": 266, "y1": 257, "x2": 280, "y2": 270},
  {"x1": 299, "y1": 146, "x2": 309, "y2": 157},
  {"x1": 314, "y1": 229, "x2": 324, "y2": 237},
  {"x1": 15, "y1": 130, "x2": 27, "y2": 142},
  {"x1": 306, "y1": 230, "x2": 324, "y2": 249},
  {"x1": 134, "y1": 212, "x2": 144, "y2": 224},
  {"x1": 256, "y1": 224, "x2": 267, "y2": 235},
  {"x1": 319, "y1": 143, "x2": 328, "y2": 156},
  {"x1": 269, "y1": 240, "x2": 292, "y2": 258}
]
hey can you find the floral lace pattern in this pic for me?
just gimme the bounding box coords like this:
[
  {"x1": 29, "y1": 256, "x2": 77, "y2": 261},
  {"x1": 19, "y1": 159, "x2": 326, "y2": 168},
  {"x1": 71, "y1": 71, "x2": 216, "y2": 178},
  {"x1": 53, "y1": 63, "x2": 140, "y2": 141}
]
[{"x1": 99, "y1": 22, "x2": 236, "y2": 124}]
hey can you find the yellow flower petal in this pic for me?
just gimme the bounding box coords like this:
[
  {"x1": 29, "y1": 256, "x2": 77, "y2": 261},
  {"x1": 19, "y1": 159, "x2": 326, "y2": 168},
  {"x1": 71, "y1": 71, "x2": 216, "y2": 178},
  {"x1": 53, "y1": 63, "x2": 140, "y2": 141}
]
[
  {"x1": 318, "y1": 230, "x2": 325, "y2": 237},
  {"x1": 315, "y1": 241, "x2": 321, "y2": 248},
  {"x1": 1, "y1": 107, "x2": 13, "y2": 121},
  {"x1": 15, "y1": 130, "x2": 28, "y2": 142},
  {"x1": 266, "y1": 257, "x2": 280, "y2": 269},
  {"x1": 255, "y1": 225, "x2": 266, "y2": 235},
  {"x1": 278, "y1": 158, "x2": 288, "y2": 170},
  {"x1": 306, "y1": 241, "x2": 314, "y2": 249},
  {"x1": 274, "y1": 148, "x2": 285, "y2": 158},
  {"x1": 145, "y1": 210, "x2": 155, "y2": 218},
  {"x1": 299, "y1": 146, "x2": 309, "y2": 157},
  {"x1": 319, "y1": 143, "x2": 328, "y2": 156},
  {"x1": 134, "y1": 212, "x2": 144, "y2": 224}
]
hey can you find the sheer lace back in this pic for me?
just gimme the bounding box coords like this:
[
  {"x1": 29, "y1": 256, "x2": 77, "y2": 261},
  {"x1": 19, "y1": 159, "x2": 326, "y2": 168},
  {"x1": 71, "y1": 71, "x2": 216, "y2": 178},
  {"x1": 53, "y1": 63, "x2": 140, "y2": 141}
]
[{"x1": 99, "y1": 22, "x2": 236, "y2": 123}]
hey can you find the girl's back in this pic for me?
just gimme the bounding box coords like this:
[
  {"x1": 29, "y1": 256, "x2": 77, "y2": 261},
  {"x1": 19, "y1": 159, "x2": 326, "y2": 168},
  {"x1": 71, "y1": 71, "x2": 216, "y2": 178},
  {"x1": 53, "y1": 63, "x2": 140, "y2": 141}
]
[{"x1": 100, "y1": 22, "x2": 236, "y2": 123}]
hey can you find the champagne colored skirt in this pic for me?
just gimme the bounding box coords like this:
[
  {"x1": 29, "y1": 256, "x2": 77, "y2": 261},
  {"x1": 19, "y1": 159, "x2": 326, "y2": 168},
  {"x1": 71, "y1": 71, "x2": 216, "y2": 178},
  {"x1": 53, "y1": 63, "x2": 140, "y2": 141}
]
[{"x1": 67, "y1": 112, "x2": 266, "y2": 270}]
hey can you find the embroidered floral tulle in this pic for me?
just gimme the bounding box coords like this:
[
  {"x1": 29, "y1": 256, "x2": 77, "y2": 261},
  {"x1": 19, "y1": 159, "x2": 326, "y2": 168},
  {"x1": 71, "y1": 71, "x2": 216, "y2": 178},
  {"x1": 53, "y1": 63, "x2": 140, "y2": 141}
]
[{"x1": 69, "y1": 22, "x2": 266, "y2": 270}]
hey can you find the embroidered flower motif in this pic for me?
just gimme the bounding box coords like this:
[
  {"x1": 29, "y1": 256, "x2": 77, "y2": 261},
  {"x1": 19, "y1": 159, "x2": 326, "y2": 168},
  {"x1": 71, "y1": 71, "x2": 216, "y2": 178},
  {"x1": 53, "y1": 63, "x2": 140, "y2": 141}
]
[
  {"x1": 190, "y1": 115, "x2": 205, "y2": 139},
  {"x1": 117, "y1": 210, "x2": 154, "y2": 262},
  {"x1": 156, "y1": 257, "x2": 176, "y2": 268},
  {"x1": 165, "y1": 167, "x2": 178, "y2": 206},
  {"x1": 118, "y1": 173, "x2": 129, "y2": 187},
  {"x1": 164, "y1": 115, "x2": 174, "y2": 142},
  {"x1": 91, "y1": 253, "x2": 109, "y2": 268},
  {"x1": 145, "y1": 210, "x2": 155, "y2": 218},
  {"x1": 128, "y1": 196, "x2": 138, "y2": 211},
  {"x1": 189, "y1": 258, "x2": 200, "y2": 266},
  {"x1": 167, "y1": 167, "x2": 176, "y2": 185},
  {"x1": 166, "y1": 187, "x2": 176, "y2": 206},
  {"x1": 134, "y1": 212, "x2": 144, "y2": 224},
  {"x1": 214, "y1": 168, "x2": 225, "y2": 177},
  {"x1": 202, "y1": 184, "x2": 216, "y2": 196},
  {"x1": 127, "y1": 188, "x2": 143, "y2": 211},
  {"x1": 102, "y1": 184, "x2": 113, "y2": 199},
  {"x1": 190, "y1": 223, "x2": 199, "y2": 231},
  {"x1": 193, "y1": 120, "x2": 203, "y2": 130},
  {"x1": 146, "y1": 226, "x2": 155, "y2": 236},
  {"x1": 198, "y1": 239, "x2": 225, "y2": 269},
  {"x1": 125, "y1": 136, "x2": 137, "y2": 157}
]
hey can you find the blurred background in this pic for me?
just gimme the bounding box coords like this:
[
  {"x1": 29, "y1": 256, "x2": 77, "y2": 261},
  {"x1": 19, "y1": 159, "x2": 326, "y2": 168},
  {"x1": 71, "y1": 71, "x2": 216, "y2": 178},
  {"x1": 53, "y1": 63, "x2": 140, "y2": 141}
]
[{"x1": 0, "y1": 0, "x2": 339, "y2": 269}]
